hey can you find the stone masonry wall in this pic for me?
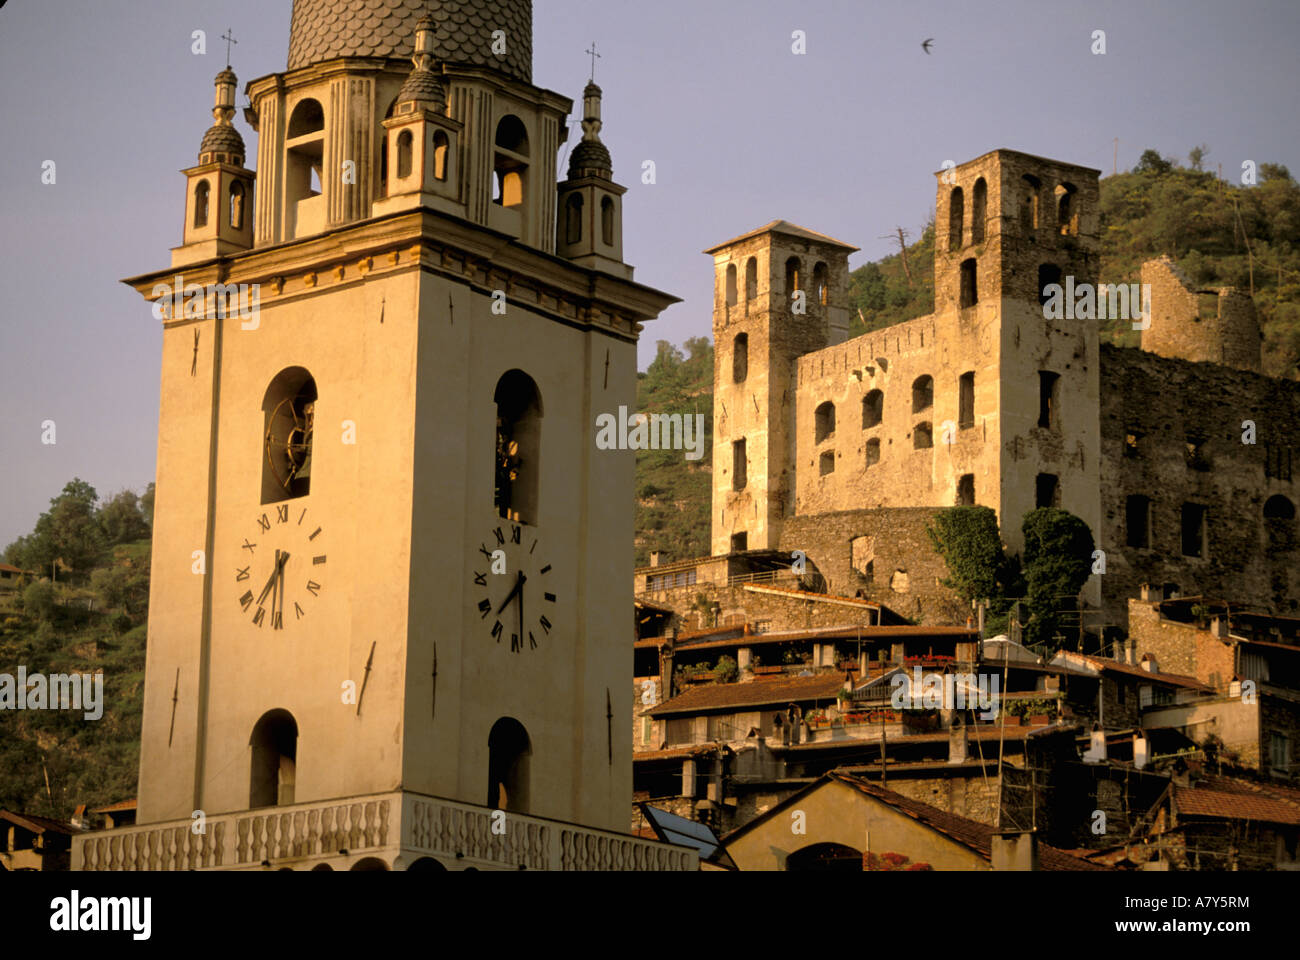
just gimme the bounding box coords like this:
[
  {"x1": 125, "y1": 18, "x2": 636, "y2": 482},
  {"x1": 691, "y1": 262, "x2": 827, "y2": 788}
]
[
  {"x1": 1099, "y1": 344, "x2": 1300, "y2": 627},
  {"x1": 779, "y1": 508, "x2": 967, "y2": 625}
]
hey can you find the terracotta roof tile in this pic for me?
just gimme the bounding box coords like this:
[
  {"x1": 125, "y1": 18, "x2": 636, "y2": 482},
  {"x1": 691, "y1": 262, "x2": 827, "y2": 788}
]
[
  {"x1": 0, "y1": 809, "x2": 78, "y2": 835},
  {"x1": 648, "y1": 674, "x2": 846, "y2": 716},
  {"x1": 1174, "y1": 785, "x2": 1300, "y2": 824},
  {"x1": 705, "y1": 220, "x2": 860, "y2": 254}
]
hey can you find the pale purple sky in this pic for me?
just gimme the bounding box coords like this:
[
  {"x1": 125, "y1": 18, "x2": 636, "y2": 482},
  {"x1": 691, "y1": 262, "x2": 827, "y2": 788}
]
[{"x1": 1, "y1": 0, "x2": 1298, "y2": 547}]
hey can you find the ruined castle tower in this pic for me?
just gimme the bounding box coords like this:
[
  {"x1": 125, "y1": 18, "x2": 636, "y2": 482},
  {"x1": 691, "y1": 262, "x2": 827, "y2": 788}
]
[
  {"x1": 705, "y1": 222, "x2": 857, "y2": 555},
  {"x1": 1140, "y1": 256, "x2": 1263, "y2": 373}
]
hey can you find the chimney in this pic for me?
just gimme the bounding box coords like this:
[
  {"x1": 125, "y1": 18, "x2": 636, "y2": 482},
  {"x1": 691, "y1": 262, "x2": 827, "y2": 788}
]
[
  {"x1": 1134, "y1": 732, "x2": 1149, "y2": 770},
  {"x1": 948, "y1": 714, "x2": 968, "y2": 764},
  {"x1": 649, "y1": 551, "x2": 661, "y2": 567},
  {"x1": 991, "y1": 830, "x2": 1040, "y2": 871},
  {"x1": 1139, "y1": 582, "x2": 1154, "y2": 602},
  {"x1": 1210, "y1": 616, "x2": 1229, "y2": 639},
  {"x1": 1140, "y1": 654, "x2": 1157, "y2": 674},
  {"x1": 1084, "y1": 724, "x2": 1107, "y2": 763}
]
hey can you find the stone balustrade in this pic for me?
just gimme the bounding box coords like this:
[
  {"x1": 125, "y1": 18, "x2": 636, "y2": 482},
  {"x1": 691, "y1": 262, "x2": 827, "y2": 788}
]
[{"x1": 73, "y1": 790, "x2": 697, "y2": 872}]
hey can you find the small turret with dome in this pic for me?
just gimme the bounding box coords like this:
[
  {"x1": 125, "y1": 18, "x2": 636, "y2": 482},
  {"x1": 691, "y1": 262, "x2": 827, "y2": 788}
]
[
  {"x1": 199, "y1": 68, "x2": 246, "y2": 167},
  {"x1": 373, "y1": 15, "x2": 465, "y2": 217},
  {"x1": 556, "y1": 58, "x2": 629, "y2": 279},
  {"x1": 175, "y1": 66, "x2": 254, "y2": 267}
]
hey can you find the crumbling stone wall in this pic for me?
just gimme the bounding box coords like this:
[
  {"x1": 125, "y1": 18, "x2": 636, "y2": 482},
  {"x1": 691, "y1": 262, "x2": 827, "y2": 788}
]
[
  {"x1": 779, "y1": 508, "x2": 967, "y2": 624},
  {"x1": 1099, "y1": 344, "x2": 1300, "y2": 627},
  {"x1": 1141, "y1": 256, "x2": 1262, "y2": 373}
]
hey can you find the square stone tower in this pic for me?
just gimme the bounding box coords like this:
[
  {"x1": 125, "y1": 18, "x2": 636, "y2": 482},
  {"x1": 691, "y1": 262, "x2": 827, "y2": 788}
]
[
  {"x1": 935, "y1": 150, "x2": 1102, "y2": 561},
  {"x1": 705, "y1": 221, "x2": 857, "y2": 556}
]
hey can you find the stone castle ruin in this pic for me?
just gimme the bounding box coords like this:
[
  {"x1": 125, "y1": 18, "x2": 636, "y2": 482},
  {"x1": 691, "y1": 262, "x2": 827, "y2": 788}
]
[{"x1": 697, "y1": 148, "x2": 1299, "y2": 634}]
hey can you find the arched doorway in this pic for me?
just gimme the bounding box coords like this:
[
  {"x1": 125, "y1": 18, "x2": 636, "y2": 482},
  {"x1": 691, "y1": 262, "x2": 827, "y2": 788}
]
[{"x1": 787, "y1": 842, "x2": 863, "y2": 871}]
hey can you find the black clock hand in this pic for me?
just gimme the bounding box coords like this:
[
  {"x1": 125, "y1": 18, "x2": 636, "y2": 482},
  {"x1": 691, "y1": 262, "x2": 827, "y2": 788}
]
[
  {"x1": 496, "y1": 570, "x2": 524, "y2": 615},
  {"x1": 276, "y1": 551, "x2": 289, "y2": 622},
  {"x1": 516, "y1": 574, "x2": 525, "y2": 641},
  {"x1": 256, "y1": 550, "x2": 280, "y2": 606}
]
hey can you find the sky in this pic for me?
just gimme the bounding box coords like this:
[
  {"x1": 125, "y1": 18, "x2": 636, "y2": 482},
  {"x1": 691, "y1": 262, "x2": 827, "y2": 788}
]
[{"x1": 1, "y1": 0, "x2": 1298, "y2": 548}]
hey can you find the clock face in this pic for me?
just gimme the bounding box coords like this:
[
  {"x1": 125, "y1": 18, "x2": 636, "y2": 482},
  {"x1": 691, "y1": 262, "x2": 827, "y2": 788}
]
[
  {"x1": 473, "y1": 521, "x2": 556, "y2": 653},
  {"x1": 234, "y1": 504, "x2": 325, "y2": 629}
]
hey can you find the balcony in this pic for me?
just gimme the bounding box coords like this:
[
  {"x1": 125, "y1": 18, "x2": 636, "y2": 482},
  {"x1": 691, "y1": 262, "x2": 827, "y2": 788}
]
[{"x1": 72, "y1": 790, "x2": 697, "y2": 872}]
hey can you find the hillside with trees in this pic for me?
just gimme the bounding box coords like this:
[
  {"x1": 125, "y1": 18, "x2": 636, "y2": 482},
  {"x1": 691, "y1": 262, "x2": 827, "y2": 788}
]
[
  {"x1": 1, "y1": 480, "x2": 152, "y2": 820},
  {"x1": 633, "y1": 338, "x2": 713, "y2": 567}
]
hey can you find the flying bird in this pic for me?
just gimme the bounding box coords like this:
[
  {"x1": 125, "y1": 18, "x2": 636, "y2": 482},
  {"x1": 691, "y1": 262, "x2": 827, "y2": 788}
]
[{"x1": 921, "y1": 38, "x2": 934, "y2": 54}]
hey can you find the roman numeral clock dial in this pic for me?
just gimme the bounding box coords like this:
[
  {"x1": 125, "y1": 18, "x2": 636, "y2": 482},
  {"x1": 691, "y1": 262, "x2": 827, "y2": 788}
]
[
  {"x1": 235, "y1": 506, "x2": 324, "y2": 629},
  {"x1": 474, "y1": 523, "x2": 556, "y2": 653}
]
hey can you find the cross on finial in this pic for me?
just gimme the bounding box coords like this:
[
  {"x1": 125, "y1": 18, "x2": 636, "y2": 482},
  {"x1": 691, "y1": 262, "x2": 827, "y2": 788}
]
[
  {"x1": 221, "y1": 28, "x2": 238, "y2": 68},
  {"x1": 586, "y1": 41, "x2": 601, "y2": 82}
]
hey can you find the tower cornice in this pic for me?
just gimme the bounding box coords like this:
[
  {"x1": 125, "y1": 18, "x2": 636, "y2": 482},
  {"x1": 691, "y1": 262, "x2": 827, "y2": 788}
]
[{"x1": 124, "y1": 207, "x2": 678, "y2": 340}]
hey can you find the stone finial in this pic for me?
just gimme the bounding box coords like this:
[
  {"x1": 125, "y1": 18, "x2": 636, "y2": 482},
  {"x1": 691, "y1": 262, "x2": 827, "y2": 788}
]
[
  {"x1": 568, "y1": 81, "x2": 611, "y2": 180},
  {"x1": 396, "y1": 14, "x2": 446, "y2": 109},
  {"x1": 199, "y1": 68, "x2": 245, "y2": 163}
]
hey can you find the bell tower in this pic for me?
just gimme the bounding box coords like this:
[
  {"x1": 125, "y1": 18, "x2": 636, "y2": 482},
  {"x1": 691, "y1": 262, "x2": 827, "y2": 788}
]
[{"x1": 95, "y1": 1, "x2": 688, "y2": 872}]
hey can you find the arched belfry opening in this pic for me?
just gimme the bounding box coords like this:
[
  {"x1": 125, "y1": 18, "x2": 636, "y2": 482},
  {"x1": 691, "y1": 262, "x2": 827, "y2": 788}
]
[
  {"x1": 250, "y1": 709, "x2": 298, "y2": 808},
  {"x1": 262, "y1": 367, "x2": 317, "y2": 504},
  {"x1": 285, "y1": 98, "x2": 325, "y2": 238},
  {"x1": 487, "y1": 717, "x2": 531, "y2": 813},
  {"x1": 493, "y1": 115, "x2": 529, "y2": 209},
  {"x1": 494, "y1": 370, "x2": 543, "y2": 524}
]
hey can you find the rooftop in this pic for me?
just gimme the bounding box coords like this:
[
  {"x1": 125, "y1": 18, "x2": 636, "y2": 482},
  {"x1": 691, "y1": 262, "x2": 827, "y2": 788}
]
[{"x1": 704, "y1": 219, "x2": 860, "y2": 255}]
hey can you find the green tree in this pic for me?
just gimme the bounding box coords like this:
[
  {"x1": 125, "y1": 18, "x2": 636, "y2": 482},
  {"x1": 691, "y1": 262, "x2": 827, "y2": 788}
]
[
  {"x1": 927, "y1": 506, "x2": 1005, "y2": 603},
  {"x1": 1020, "y1": 508, "x2": 1095, "y2": 651},
  {"x1": 22, "y1": 580, "x2": 57, "y2": 623},
  {"x1": 1134, "y1": 149, "x2": 1173, "y2": 176},
  {"x1": 13, "y1": 479, "x2": 105, "y2": 578},
  {"x1": 98, "y1": 489, "x2": 150, "y2": 544},
  {"x1": 140, "y1": 481, "x2": 156, "y2": 527}
]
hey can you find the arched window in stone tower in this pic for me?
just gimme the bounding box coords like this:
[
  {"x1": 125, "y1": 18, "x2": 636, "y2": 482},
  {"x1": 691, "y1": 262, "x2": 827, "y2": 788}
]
[
  {"x1": 194, "y1": 180, "x2": 210, "y2": 228},
  {"x1": 862, "y1": 390, "x2": 883, "y2": 428},
  {"x1": 262, "y1": 367, "x2": 317, "y2": 504},
  {"x1": 1056, "y1": 183, "x2": 1078, "y2": 235},
  {"x1": 396, "y1": 130, "x2": 414, "y2": 179},
  {"x1": 249, "y1": 709, "x2": 298, "y2": 808},
  {"x1": 432, "y1": 130, "x2": 449, "y2": 182},
  {"x1": 565, "y1": 193, "x2": 584, "y2": 245},
  {"x1": 912, "y1": 375, "x2": 933, "y2": 413},
  {"x1": 785, "y1": 257, "x2": 802, "y2": 295},
  {"x1": 487, "y1": 717, "x2": 531, "y2": 813},
  {"x1": 1020, "y1": 174, "x2": 1041, "y2": 232},
  {"x1": 229, "y1": 180, "x2": 245, "y2": 230},
  {"x1": 494, "y1": 370, "x2": 543, "y2": 525},
  {"x1": 959, "y1": 371, "x2": 975, "y2": 429},
  {"x1": 1264, "y1": 494, "x2": 1296, "y2": 552},
  {"x1": 1039, "y1": 264, "x2": 1063, "y2": 306},
  {"x1": 725, "y1": 264, "x2": 738, "y2": 307},
  {"x1": 733, "y1": 333, "x2": 748, "y2": 383},
  {"x1": 601, "y1": 196, "x2": 615, "y2": 245},
  {"x1": 971, "y1": 178, "x2": 987, "y2": 244},
  {"x1": 814, "y1": 262, "x2": 829, "y2": 306},
  {"x1": 493, "y1": 115, "x2": 530, "y2": 209},
  {"x1": 949, "y1": 187, "x2": 964, "y2": 251},
  {"x1": 745, "y1": 257, "x2": 758, "y2": 301},
  {"x1": 960, "y1": 258, "x2": 979, "y2": 308},
  {"x1": 815, "y1": 402, "x2": 836, "y2": 443}
]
